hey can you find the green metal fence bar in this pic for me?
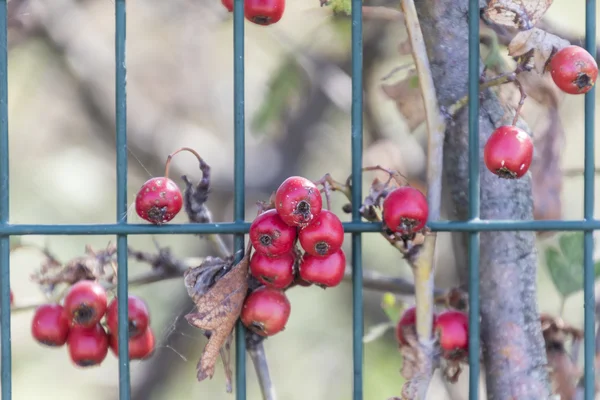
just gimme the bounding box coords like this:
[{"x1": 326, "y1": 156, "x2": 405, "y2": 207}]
[
  {"x1": 467, "y1": 0, "x2": 481, "y2": 397},
  {"x1": 7, "y1": 219, "x2": 600, "y2": 236},
  {"x1": 233, "y1": 0, "x2": 247, "y2": 397},
  {"x1": 350, "y1": 0, "x2": 364, "y2": 398},
  {"x1": 114, "y1": 1, "x2": 131, "y2": 399},
  {"x1": 0, "y1": 0, "x2": 9, "y2": 397},
  {"x1": 584, "y1": 1, "x2": 597, "y2": 398}
]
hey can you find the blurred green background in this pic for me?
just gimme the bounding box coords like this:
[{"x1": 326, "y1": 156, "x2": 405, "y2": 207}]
[{"x1": 4, "y1": 0, "x2": 600, "y2": 399}]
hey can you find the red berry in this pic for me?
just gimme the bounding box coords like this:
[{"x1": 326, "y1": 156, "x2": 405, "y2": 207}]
[
  {"x1": 240, "y1": 287, "x2": 291, "y2": 337},
  {"x1": 275, "y1": 176, "x2": 322, "y2": 228},
  {"x1": 250, "y1": 250, "x2": 295, "y2": 289},
  {"x1": 550, "y1": 45, "x2": 598, "y2": 95},
  {"x1": 249, "y1": 209, "x2": 297, "y2": 257},
  {"x1": 244, "y1": 0, "x2": 285, "y2": 26},
  {"x1": 299, "y1": 249, "x2": 346, "y2": 288},
  {"x1": 395, "y1": 306, "x2": 438, "y2": 346},
  {"x1": 298, "y1": 210, "x2": 344, "y2": 257},
  {"x1": 222, "y1": 0, "x2": 234, "y2": 12},
  {"x1": 63, "y1": 280, "x2": 108, "y2": 328},
  {"x1": 435, "y1": 310, "x2": 469, "y2": 357},
  {"x1": 483, "y1": 125, "x2": 533, "y2": 179},
  {"x1": 135, "y1": 177, "x2": 183, "y2": 224},
  {"x1": 382, "y1": 186, "x2": 428, "y2": 235},
  {"x1": 67, "y1": 323, "x2": 109, "y2": 367},
  {"x1": 106, "y1": 295, "x2": 150, "y2": 338},
  {"x1": 31, "y1": 304, "x2": 70, "y2": 347},
  {"x1": 109, "y1": 327, "x2": 155, "y2": 360}
]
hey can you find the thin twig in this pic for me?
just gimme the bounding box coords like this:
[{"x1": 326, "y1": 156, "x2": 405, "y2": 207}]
[
  {"x1": 563, "y1": 167, "x2": 600, "y2": 177},
  {"x1": 399, "y1": 0, "x2": 446, "y2": 396},
  {"x1": 248, "y1": 343, "x2": 278, "y2": 400}
]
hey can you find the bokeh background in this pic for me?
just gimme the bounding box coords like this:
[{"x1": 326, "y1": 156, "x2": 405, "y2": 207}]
[{"x1": 3, "y1": 0, "x2": 600, "y2": 399}]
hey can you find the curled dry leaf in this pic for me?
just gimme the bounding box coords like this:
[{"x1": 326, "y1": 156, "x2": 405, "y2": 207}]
[
  {"x1": 183, "y1": 244, "x2": 251, "y2": 389},
  {"x1": 508, "y1": 28, "x2": 570, "y2": 73},
  {"x1": 483, "y1": 0, "x2": 553, "y2": 31},
  {"x1": 381, "y1": 69, "x2": 426, "y2": 132}
]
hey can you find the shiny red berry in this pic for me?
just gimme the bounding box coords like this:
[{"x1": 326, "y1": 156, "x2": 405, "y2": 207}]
[
  {"x1": 222, "y1": 0, "x2": 234, "y2": 12},
  {"x1": 63, "y1": 280, "x2": 108, "y2": 328},
  {"x1": 435, "y1": 310, "x2": 469, "y2": 358},
  {"x1": 249, "y1": 209, "x2": 297, "y2": 257},
  {"x1": 31, "y1": 304, "x2": 70, "y2": 347},
  {"x1": 299, "y1": 249, "x2": 346, "y2": 288},
  {"x1": 382, "y1": 186, "x2": 428, "y2": 235},
  {"x1": 550, "y1": 45, "x2": 598, "y2": 95},
  {"x1": 135, "y1": 177, "x2": 183, "y2": 224},
  {"x1": 250, "y1": 250, "x2": 295, "y2": 289},
  {"x1": 67, "y1": 323, "x2": 109, "y2": 367},
  {"x1": 109, "y1": 327, "x2": 155, "y2": 360},
  {"x1": 275, "y1": 176, "x2": 322, "y2": 228},
  {"x1": 483, "y1": 125, "x2": 533, "y2": 179},
  {"x1": 241, "y1": 287, "x2": 291, "y2": 337},
  {"x1": 244, "y1": 0, "x2": 285, "y2": 26},
  {"x1": 298, "y1": 210, "x2": 344, "y2": 257},
  {"x1": 106, "y1": 295, "x2": 150, "y2": 338},
  {"x1": 395, "y1": 306, "x2": 438, "y2": 346}
]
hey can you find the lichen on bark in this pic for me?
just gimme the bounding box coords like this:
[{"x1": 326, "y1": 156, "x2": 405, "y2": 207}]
[{"x1": 414, "y1": 0, "x2": 551, "y2": 398}]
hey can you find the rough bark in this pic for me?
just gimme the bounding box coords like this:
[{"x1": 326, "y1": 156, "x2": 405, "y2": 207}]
[{"x1": 414, "y1": 1, "x2": 551, "y2": 399}]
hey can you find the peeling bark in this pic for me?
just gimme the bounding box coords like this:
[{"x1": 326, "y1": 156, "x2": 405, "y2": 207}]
[{"x1": 414, "y1": 1, "x2": 551, "y2": 398}]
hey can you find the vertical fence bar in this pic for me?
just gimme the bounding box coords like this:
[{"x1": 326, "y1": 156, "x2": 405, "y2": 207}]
[
  {"x1": 115, "y1": 1, "x2": 130, "y2": 399},
  {"x1": 467, "y1": 0, "x2": 481, "y2": 398},
  {"x1": 583, "y1": 1, "x2": 596, "y2": 398},
  {"x1": 350, "y1": 0, "x2": 363, "y2": 398},
  {"x1": 0, "y1": 2, "x2": 9, "y2": 399},
  {"x1": 233, "y1": 0, "x2": 246, "y2": 398}
]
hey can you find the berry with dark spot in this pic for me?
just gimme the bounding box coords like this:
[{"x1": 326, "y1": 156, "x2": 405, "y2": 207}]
[
  {"x1": 67, "y1": 323, "x2": 109, "y2": 367},
  {"x1": 275, "y1": 176, "x2": 322, "y2": 228},
  {"x1": 106, "y1": 295, "x2": 150, "y2": 339},
  {"x1": 250, "y1": 250, "x2": 295, "y2": 289},
  {"x1": 382, "y1": 186, "x2": 428, "y2": 235},
  {"x1": 483, "y1": 125, "x2": 533, "y2": 179},
  {"x1": 240, "y1": 287, "x2": 291, "y2": 337},
  {"x1": 63, "y1": 280, "x2": 108, "y2": 328},
  {"x1": 109, "y1": 327, "x2": 155, "y2": 360},
  {"x1": 298, "y1": 209, "x2": 344, "y2": 257},
  {"x1": 135, "y1": 177, "x2": 183, "y2": 224},
  {"x1": 550, "y1": 45, "x2": 598, "y2": 95},
  {"x1": 244, "y1": 0, "x2": 285, "y2": 26},
  {"x1": 249, "y1": 209, "x2": 297, "y2": 257},
  {"x1": 299, "y1": 249, "x2": 346, "y2": 288}
]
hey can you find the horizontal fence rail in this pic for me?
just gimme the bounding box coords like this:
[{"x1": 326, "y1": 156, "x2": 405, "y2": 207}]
[{"x1": 0, "y1": 0, "x2": 597, "y2": 399}]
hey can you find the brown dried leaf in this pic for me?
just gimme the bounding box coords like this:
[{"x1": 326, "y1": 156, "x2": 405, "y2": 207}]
[
  {"x1": 184, "y1": 244, "x2": 251, "y2": 385},
  {"x1": 381, "y1": 70, "x2": 425, "y2": 132},
  {"x1": 483, "y1": 0, "x2": 553, "y2": 30},
  {"x1": 508, "y1": 28, "x2": 570, "y2": 73}
]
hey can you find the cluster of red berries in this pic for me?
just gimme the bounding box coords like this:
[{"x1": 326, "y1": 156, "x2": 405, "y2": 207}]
[
  {"x1": 31, "y1": 280, "x2": 155, "y2": 367},
  {"x1": 221, "y1": 0, "x2": 285, "y2": 26},
  {"x1": 240, "y1": 176, "x2": 346, "y2": 337},
  {"x1": 396, "y1": 306, "x2": 469, "y2": 360},
  {"x1": 484, "y1": 45, "x2": 598, "y2": 180}
]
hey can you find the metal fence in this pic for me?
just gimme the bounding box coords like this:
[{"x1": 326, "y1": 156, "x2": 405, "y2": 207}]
[{"x1": 0, "y1": 0, "x2": 597, "y2": 399}]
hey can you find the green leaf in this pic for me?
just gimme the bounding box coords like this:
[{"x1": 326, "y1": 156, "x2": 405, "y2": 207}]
[
  {"x1": 363, "y1": 321, "x2": 395, "y2": 344},
  {"x1": 558, "y1": 232, "x2": 585, "y2": 266},
  {"x1": 250, "y1": 58, "x2": 303, "y2": 135},
  {"x1": 380, "y1": 293, "x2": 405, "y2": 324},
  {"x1": 545, "y1": 247, "x2": 582, "y2": 298}
]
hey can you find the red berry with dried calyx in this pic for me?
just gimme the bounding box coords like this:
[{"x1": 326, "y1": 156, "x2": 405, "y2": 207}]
[
  {"x1": 483, "y1": 125, "x2": 533, "y2": 179},
  {"x1": 135, "y1": 177, "x2": 183, "y2": 224},
  {"x1": 67, "y1": 323, "x2": 109, "y2": 367},
  {"x1": 249, "y1": 209, "x2": 297, "y2": 257},
  {"x1": 31, "y1": 304, "x2": 70, "y2": 347},
  {"x1": 241, "y1": 287, "x2": 291, "y2": 337},
  {"x1": 63, "y1": 280, "x2": 108, "y2": 328},
  {"x1": 299, "y1": 249, "x2": 346, "y2": 288},
  {"x1": 250, "y1": 250, "x2": 295, "y2": 289},
  {"x1": 106, "y1": 295, "x2": 150, "y2": 338},
  {"x1": 395, "y1": 306, "x2": 438, "y2": 346},
  {"x1": 550, "y1": 45, "x2": 598, "y2": 95},
  {"x1": 244, "y1": 0, "x2": 285, "y2": 26},
  {"x1": 109, "y1": 327, "x2": 155, "y2": 360},
  {"x1": 275, "y1": 176, "x2": 322, "y2": 228},
  {"x1": 435, "y1": 310, "x2": 469, "y2": 358},
  {"x1": 298, "y1": 209, "x2": 344, "y2": 257},
  {"x1": 382, "y1": 186, "x2": 428, "y2": 236}
]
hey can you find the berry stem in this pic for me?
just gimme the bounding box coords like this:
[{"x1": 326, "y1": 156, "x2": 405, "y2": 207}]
[
  {"x1": 164, "y1": 147, "x2": 207, "y2": 180},
  {"x1": 362, "y1": 165, "x2": 410, "y2": 187}
]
